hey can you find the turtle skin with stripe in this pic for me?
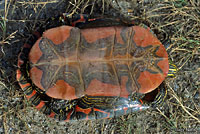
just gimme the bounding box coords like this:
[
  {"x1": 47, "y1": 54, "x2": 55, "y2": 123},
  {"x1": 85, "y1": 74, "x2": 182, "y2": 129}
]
[{"x1": 17, "y1": 16, "x2": 169, "y2": 122}]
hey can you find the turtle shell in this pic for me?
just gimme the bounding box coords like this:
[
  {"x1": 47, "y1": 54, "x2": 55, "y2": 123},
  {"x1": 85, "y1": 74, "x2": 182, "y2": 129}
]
[{"x1": 29, "y1": 25, "x2": 169, "y2": 100}]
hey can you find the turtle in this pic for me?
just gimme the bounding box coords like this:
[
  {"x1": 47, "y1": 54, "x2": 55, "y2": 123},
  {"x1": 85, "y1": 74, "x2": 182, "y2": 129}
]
[{"x1": 16, "y1": 14, "x2": 177, "y2": 122}]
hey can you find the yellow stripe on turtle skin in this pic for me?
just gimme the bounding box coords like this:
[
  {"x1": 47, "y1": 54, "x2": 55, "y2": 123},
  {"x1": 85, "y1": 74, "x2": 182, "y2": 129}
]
[
  {"x1": 151, "y1": 83, "x2": 167, "y2": 107},
  {"x1": 167, "y1": 61, "x2": 177, "y2": 78},
  {"x1": 24, "y1": 86, "x2": 34, "y2": 95},
  {"x1": 40, "y1": 104, "x2": 51, "y2": 114},
  {"x1": 64, "y1": 101, "x2": 76, "y2": 111},
  {"x1": 33, "y1": 95, "x2": 41, "y2": 105},
  {"x1": 25, "y1": 63, "x2": 30, "y2": 78},
  {"x1": 29, "y1": 92, "x2": 41, "y2": 104}
]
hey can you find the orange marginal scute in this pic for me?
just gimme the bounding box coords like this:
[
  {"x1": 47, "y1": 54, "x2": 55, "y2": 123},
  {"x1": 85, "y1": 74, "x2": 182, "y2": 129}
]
[
  {"x1": 48, "y1": 112, "x2": 56, "y2": 118},
  {"x1": 26, "y1": 90, "x2": 36, "y2": 100},
  {"x1": 35, "y1": 101, "x2": 45, "y2": 110}
]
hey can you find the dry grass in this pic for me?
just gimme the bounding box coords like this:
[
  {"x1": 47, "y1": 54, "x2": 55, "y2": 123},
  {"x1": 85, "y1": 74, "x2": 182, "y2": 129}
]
[{"x1": 0, "y1": 0, "x2": 199, "y2": 133}]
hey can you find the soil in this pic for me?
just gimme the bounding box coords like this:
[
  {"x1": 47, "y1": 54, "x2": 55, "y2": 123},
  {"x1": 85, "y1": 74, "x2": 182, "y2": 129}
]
[{"x1": 0, "y1": 0, "x2": 199, "y2": 133}]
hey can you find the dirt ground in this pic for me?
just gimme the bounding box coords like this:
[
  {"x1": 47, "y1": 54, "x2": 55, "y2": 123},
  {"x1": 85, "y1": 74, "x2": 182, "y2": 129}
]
[{"x1": 0, "y1": 0, "x2": 199, "y2": 133}]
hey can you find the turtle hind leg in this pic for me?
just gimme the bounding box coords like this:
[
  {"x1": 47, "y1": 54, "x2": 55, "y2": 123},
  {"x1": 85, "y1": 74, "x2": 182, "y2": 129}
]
[
  {"x1": 150, "y1": 82, "x2": 168, "y2": 107},
  {"x1": 140, "y1": 82, "x2": 167, "y2": 108}
]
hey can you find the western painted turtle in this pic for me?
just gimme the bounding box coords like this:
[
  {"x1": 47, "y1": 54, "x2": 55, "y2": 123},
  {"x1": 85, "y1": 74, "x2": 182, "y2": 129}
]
[{"x1": 16, "y1": 14, "x2": 177, "y2": 122}]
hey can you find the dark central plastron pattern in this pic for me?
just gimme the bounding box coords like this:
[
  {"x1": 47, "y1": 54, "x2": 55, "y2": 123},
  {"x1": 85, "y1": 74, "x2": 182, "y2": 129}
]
[{"x1": 33, "y1": 27, "x2": 163, "y2": 97}]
